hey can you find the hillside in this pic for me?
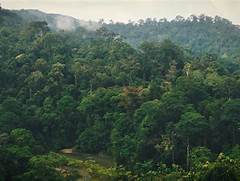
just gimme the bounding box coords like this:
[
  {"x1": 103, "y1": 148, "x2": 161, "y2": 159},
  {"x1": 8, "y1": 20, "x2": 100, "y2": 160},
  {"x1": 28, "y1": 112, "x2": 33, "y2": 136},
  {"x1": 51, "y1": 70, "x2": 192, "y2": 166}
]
[
  {"x1": 3, "y1": 9, "x2": 240, "y2": 58},
  {"x1": 105, "y1": 15, "x2": 240, "y2": 57},
  {"x1": 0, "y1": 9, "x2": 23, "y2": 26},
  {"x1": 1, "y1": 9, "x2": 240, "y2": 181},
  {"x1": 13, "y1": 9, "x2": 100, "y2": 31},
  {"x1": 0, "y1": 8, "x2": 100, "y2": 31}
]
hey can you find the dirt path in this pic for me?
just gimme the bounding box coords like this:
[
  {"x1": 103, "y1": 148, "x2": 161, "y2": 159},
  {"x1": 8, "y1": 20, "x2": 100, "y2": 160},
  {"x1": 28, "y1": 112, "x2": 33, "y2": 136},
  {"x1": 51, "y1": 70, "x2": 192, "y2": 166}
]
[{"x1": 60, "y1": 148, "x2": 115, "y2": 168}]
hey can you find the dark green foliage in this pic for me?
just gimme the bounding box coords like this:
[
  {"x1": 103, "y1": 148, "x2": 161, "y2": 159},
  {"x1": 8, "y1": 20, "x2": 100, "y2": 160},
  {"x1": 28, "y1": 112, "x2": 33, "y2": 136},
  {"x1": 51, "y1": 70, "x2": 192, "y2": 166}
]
[
  {"x1": 76, "y1": 123, "x2": 109, "y2": 153},
  {"x1": 1, "y1": 10, "x2": 240, "y2": 180},
  {"x1": 201, "y1": 154, "x2": 240, "y2": 181},
  {"x1": 19, "y1": 153, "x2": 78, "y2": 181},
  {"x1": 105, "y1": 15, "x2": 240, "y2": 58}
]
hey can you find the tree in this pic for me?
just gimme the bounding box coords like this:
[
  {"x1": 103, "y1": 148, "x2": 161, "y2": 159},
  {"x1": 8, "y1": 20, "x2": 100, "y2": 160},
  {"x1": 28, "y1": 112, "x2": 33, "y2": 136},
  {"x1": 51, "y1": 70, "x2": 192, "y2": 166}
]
[
  {"x1": 218, "y1": 99, "x2": 240, "y2": 146},
  {"x1": 25, "y1": 71, "x2": 44, "y2": 99},
  {"x1": 111, "y1": 113, "x2": 137, "y2": 166},
  {"x1": 34, "y1": 58, "x2": 48, "y2": 72},
  {"x1": 202, "y1": 153, "x2": 240, "y2": 181},
  {"x1": 135, "y1": 100, "x2": 161, "y2": 138},
  {"x1": 19, "y1": 153, "x2": 77, "y2": 181},
  {"x1": 176, "y1": 72, "x2": 209, "y2": 106},
  {"x1": 159, "y1": 91, "x2": 186, "y2": 123},
  {"x1": 175, "y1": 109, "x2": 208, "y2": 170},
  {"x1": 190, "y1": 147, "x2": 213, "y2": 170},
  {"x1": 57, "y1": 96, "x2": 76, "y2": 114},
  {"x1": 71, "y1": 61, "x2": 83, "y2": 86},
  {"x1": 134, "y1": 100, "x2": 162, "y2": 161},
  {"x1": 76, "y1": 124, "x2": 108, "y2": 154},
  {"x1": 45, "y1": 62, "x2": 65, "y2": 97},
  {"x1": 23, "y1": 21, "x2": 49, "y2": 41},
  {"x1": 139, "y1": 40, "x2": 184, "y2": 80},
  {"x1": 9, "y1": 128, "x2": 35, "y2": 147}
]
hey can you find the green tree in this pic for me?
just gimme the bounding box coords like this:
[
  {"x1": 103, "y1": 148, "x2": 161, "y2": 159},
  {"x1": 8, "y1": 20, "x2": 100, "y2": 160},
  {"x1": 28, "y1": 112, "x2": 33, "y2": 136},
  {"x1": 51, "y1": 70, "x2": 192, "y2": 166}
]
[
  {"x1": 202, "y1": 153, "x2": 240, "y2": 181},
  {"x1": 19, "y1": 153, "x2": 77, "y2": 181},
  {"x1": 176, "y1": 109, "x2": 208, "y2": 170}
]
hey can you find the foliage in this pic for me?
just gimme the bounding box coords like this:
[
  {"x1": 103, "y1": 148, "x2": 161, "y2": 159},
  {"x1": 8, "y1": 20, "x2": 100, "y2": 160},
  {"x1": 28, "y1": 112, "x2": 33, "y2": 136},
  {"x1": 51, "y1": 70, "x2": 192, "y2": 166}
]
[
  {"x1": 1, "y1": 10, "x2": 240, "y2": 180},
  {"x1": 105, "y1": 15, "x2": 240, "y2": 58}
]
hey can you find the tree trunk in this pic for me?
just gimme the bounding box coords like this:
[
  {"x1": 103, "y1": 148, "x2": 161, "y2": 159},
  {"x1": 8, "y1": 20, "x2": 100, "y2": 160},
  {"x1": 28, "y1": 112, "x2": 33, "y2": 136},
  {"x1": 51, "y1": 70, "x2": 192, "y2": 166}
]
[
  {"x1": 233, "y1": 127, "x2": 236, "y2": 146},
  {"x1": 171, "y1": 131, "x2": 175, "y2": 164},
  {"x1": 29, "y1": 88, "x2": 32, "y2": 99},
  {"x1": 203, "y1": 134, "x2": 207, "y2": 146},
  {"x1": 186, "y1": 136, "x2": 190, "y2": 171},
  {"x1": 90, "y1": 81, "x2": 93, "y2": 94},
  {"x1": 129, "y1": 73, "x2": 133, "y2": 86},
  {"x1": 172, "y1": 149, "x2": 175, "y2": 164},
  {"x1": 74, "y1": 74, "x2": 77, "y2": 87}
]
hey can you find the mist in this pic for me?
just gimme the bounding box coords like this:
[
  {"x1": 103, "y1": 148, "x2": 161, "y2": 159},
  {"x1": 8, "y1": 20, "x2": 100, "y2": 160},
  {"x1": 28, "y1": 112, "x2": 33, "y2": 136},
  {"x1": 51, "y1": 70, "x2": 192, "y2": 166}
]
[
  {"x1": 2, "y1": 0, "x2": 240, "y2": 25},
  {"x1": 55, "y1": 15, "x2": 78, "y2": 31},
  {"x1": 54, "y1": 15, "x2": 101, "y2": 31}
]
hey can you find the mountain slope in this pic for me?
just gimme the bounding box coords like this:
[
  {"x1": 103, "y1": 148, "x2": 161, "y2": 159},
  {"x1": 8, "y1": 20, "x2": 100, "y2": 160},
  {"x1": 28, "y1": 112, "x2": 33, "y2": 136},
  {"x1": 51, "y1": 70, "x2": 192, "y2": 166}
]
[
  {"x1": 104, "y1": 15, "x2": 240, "y2": 57},
  {"x1": 12, "y1": 9, "x2": 100, "y2": 31},
  {"x1": 0, "y1": 9, "x2": 23, "y2": 26},
  {"x1": 2, "y1": 9, "x2": 240, "y2": 58}
]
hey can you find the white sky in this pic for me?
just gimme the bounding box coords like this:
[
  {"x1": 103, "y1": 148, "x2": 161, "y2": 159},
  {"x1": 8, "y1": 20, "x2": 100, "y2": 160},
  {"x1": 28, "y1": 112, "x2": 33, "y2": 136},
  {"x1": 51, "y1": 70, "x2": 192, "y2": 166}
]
[{"x1": 2, "y1": 0, "x2": 240, "y2": 24}]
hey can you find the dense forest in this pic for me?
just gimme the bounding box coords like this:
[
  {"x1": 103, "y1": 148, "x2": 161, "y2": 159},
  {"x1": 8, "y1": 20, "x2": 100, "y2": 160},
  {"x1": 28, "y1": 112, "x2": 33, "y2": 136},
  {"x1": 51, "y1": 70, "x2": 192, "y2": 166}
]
[
  {"x1": 1, "y1": 8, "x2": 240, "y2": 181},
  {"x1": 105, "y1": 15, "x2": 240, "y2": 58}
]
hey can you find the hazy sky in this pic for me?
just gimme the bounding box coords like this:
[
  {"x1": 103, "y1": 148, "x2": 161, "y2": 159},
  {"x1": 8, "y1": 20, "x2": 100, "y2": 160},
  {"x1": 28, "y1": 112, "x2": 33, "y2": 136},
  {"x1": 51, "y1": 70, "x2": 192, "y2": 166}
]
[{"x1": 2, "y1": 0, "x2": 240, "y2": 24}]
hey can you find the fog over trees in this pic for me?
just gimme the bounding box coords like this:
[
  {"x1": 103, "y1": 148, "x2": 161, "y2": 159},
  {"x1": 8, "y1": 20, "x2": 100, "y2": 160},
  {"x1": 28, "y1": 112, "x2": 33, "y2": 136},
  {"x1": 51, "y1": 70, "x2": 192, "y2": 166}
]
[{"x1": 1, "y1": 8, "x2": 240, "y2": 181}]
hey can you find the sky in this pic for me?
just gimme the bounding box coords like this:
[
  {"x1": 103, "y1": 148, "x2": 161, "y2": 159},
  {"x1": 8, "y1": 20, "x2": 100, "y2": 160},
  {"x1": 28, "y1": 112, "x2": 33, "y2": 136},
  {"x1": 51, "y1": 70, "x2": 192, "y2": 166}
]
[{"x1": 2, "y1": 0, "x2": 240, "y2": 24}]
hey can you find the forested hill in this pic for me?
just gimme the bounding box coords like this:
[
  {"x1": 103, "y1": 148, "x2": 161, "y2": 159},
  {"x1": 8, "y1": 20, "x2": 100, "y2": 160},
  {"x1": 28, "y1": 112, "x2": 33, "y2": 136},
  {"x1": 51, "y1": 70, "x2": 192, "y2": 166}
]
[
  {"x1": 104, "y1": 15, "x2": 240, "y2": 57},
  {"x1": 3, "y1": 9, "x2": 240, "y2": 58},
  {"x1": 1, "y1": 9, "x2": 240, "y2": 180},
  {"x1": 0, "y1": 8, "x2": 100, "y2": 31},
  {"x1": 0, "y1": 9, "x2": 23, "y2": 26}
]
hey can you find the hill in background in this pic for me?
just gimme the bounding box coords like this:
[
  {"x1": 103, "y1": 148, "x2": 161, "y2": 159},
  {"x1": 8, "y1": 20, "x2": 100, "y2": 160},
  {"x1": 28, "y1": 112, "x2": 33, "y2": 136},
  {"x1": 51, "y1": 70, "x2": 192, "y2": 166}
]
[
  {"x1": 0, "y1": 8, "x2": 100, "y2": 31},
  {"x1": 2, "y1": 8, "x2": 240, "y2": 58},
  {"x1": 104, "y1": 15, "x2": 240, "y2": 57}
]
